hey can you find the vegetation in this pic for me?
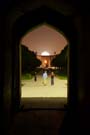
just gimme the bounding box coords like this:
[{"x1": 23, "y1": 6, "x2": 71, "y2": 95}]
[
  {"x1": 51, "y1": 45, "x2": 68, "y2": 70},
  {"x1": 51, "y1": 45, "x2": 68, "y2": 79},
  {"x1": 21, "y1": 73, "x2": 33, "y2": 80},
  {"x1": 21, "y1": 44, "x2": 41, "y2": 74},
  {"x1": 54, "y1": 69, "x2": 67, "y2": 79}
]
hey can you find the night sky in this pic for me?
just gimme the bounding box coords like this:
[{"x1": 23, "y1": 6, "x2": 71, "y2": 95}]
[{"x1": 21, "y1": 24, "x2": 68, "y2": 55}]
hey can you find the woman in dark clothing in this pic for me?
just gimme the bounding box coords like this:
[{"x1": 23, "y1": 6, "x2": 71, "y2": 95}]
[
  {"x1": 51, "y1": 71, "x2": 54, "y2": 85},
  {"x1": 34, "y1": 72, "x2": 37, "y2": 81}
]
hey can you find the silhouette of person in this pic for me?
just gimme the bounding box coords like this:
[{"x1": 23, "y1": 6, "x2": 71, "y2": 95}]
[
  {"x1": 51, "y1": 71, "x2": 54, "y2": 85},
  {"x1": 34, "y1": 72, "x2": 37, "y2": 81},
  {"x1": 42, "y1": 70, "x2": 48, "y2": 85}
]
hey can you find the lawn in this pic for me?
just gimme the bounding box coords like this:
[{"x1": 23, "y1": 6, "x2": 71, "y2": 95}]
[
  {"x1": 54, "y1": 69, "x2": 67, "y2": 80},
  {"x1": 21, "y1": 73, "x2": 33, "y2": 80},
  {"x1": 58, "y1": 75, "x2": 67, "y2": 80}
]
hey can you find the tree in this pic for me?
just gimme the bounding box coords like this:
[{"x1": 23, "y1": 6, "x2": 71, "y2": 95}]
[
  {"x1": 51, "y1": 45, "x2": 68, "y2": 70},
  {"x1": 21, "y1": 44, "x2": 41, "y2": 73}
]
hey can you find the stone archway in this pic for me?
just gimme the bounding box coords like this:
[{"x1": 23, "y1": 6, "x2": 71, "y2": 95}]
[{"x1": 11, "y1": 6, "x2": 78, "y2": 111}]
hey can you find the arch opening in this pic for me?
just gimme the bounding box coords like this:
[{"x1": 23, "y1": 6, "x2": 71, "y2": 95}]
[
  {"x1": 12, "y1": 6, "x2": 78, "y2": 110},
  {"x1": 20, "y1": 24, "x2": 68, "y2": 105}
]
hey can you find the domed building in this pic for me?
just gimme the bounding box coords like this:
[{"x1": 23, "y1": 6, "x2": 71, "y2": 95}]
[{"x1": 37, "y1": 51, "x2": 56, "y2": 68}]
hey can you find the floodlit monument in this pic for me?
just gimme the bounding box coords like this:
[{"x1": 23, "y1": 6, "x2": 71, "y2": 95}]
[{"x1": 37, "y1": 51, "x2": 56, "y2": 68}]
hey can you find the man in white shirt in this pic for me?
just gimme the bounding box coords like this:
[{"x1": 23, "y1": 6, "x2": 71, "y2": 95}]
[{"x1": 42, "y1": 71, "x2": 48, "y2": 85}]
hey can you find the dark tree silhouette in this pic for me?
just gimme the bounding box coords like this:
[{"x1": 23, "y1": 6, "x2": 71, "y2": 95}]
[
  {"x1": 21, "y1": 44, "x2": 41, "y2": 73},
  {"x1": 51, "y1": 45, "x2": 68, "y2": 70}
]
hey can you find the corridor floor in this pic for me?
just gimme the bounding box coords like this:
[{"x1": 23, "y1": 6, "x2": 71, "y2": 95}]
[
  {"x1": 8, "y1": 75, "x2": 67, "y2": 135},
  {"x1": 9, "y1": 109, "x2": 66, "y2": 135}
]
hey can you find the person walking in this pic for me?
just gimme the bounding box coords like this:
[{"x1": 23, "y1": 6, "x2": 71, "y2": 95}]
[
  {"x1": 51, "y1": 71, "x2": 54, "y2": 85},
  {"x1": 42, "y1": 70, "x2": 48, "y2": 85},
  {"x1": 34, "y1": 72, "x2": 37, "y2": 81}
]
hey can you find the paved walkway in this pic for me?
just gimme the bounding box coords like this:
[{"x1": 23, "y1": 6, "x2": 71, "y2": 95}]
[{"x1": 21, "y1": 75, "x2": 67, "y2": 98}]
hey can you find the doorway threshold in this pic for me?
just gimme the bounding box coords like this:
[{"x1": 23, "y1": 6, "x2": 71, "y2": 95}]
[{"x1": 21, "y1": 97, "x2": 67, "y2": 110}]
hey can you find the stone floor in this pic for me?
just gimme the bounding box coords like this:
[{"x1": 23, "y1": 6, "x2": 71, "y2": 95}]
[
  {"x1": 9, "y1": 108, "x2": 67, "y2": 135},
  {"x1": 8, "y1": 75, "x2": 68, "y2": 135}
]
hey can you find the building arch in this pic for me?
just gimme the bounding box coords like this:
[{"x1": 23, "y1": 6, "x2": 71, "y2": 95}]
[{"x1": 12, "y1": 6, "x2": 78, "y2": 111}]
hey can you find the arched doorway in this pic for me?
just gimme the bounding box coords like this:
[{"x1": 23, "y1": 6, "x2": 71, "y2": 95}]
[
  {"x1": 12, "y1": 6, "x2": 78, "y2": 111},
  {"x1": 20, "y1": 24, "x2": 68, "y2": 100}
]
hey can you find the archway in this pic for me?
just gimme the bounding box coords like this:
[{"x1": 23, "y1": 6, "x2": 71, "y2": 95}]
[
  {"x1": 20, "y1": 24, "x2": 68, "y2": 102},
  {"x1": 12, "y1": 6, "x2": 78, "y2": 111}
]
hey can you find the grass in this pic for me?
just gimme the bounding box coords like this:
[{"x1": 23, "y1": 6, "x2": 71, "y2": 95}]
[
  {"x1": 21, "y1": 73, "x2": 33, "y2": 80},
  {"x1": 54, "y1": 69, "x2": 67, "y2": 80},
  {"x1": 58, "y1": 75, "x2": 67, "y2": 80}
]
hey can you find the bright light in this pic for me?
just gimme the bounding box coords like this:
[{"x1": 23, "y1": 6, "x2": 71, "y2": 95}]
[
  {"x1": 44, "y1": 60, "x2": 47, "y2": 64},
  {"x1": 41, "y1": 51, "x2": 50, "y2": 56}
]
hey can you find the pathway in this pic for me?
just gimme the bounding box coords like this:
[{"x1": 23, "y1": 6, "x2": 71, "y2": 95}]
[{"x1": 21, "y1": 75, "x2": 67, "y2": 98}]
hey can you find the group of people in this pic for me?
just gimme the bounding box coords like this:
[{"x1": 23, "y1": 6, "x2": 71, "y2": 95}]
[
  {"x1": 42, "y1": 70, "x2": 54, "y2": 86},
  {"x1": 34, "y1": 70, "x2": 55, "y2": 86}
]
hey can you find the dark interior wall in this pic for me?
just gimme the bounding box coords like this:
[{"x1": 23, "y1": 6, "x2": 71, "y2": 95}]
[
  {"x1": 0, "y1": 15, "x2": 13, "y2": 133},
  {"x1": 0, "y1": 0, "x2": 90, "y2": 133},
  {"x1": 78, "y1": 16, "x2": 90, "y2": 128}
]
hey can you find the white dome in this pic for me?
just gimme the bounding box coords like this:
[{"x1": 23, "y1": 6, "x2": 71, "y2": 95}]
[{"x1": 41, "y1": 51, "x2": 50, "y2": 56}]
